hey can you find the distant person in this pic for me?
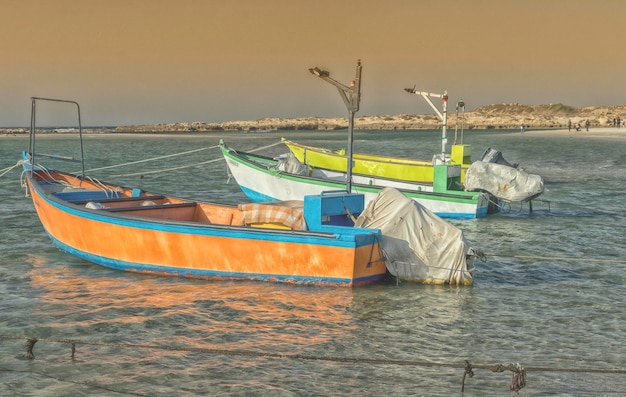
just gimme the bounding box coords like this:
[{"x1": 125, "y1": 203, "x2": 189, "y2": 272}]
[
  {"x1": 576, "y1": 122, "x2": 581, "y2": 131},
  {"x1": 585, "y1": 119, "x2": 590, "y2": 132},
  {"x1": 568, "y1": 120, "x2": 572, "y2": 131},
  {"x1": 520, "y1": 124, "x2": 525, "y2": 133},
  {"x1": 618, "y1": 116, "x2": 622, "y2": 129}
]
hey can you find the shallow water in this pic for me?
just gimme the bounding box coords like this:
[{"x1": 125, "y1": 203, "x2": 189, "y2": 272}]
[{"x1": 1, "y1": 130, "x2": 625, "y2": 396}]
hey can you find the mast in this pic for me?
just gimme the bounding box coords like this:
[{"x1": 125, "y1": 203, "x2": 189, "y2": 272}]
[
  {"x1": 310, "y1": 60, "x2": 362, "y2": 192},
  {"x1": 404, "y1": 88, "x2": 449, "y2": 161}
]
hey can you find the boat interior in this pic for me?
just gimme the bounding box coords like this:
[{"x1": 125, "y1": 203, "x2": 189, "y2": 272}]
[{"x1": 32, "y1": 170, "x2": 315, "y2": 231}]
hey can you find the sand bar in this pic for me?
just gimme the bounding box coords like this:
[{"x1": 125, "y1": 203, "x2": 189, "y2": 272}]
[{"x1": 516, "y1": 127, "x2": 626, "y2": 140}]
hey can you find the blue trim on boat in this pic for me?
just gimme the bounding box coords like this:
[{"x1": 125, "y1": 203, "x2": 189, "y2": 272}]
[
  {"x1": 239, "y1": 185, "x2": 277, "y2": 203},
  {"x1": 434, "y1": 210, "x2": 483, "y2": 219}
]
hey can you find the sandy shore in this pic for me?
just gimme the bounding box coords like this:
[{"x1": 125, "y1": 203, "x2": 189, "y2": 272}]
[{"x1": 518, "y1": 127, "x2": 626, "y2": 140}]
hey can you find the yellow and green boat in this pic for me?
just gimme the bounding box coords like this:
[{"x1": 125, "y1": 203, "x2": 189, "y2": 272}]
[{"x1": 281, "y1": 138, "x2": 473, "y2": 183}]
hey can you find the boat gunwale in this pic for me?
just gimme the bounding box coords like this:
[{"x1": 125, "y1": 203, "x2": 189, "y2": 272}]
[
  {"x1": 26, "y1": 171, "x2": 353, "y2": 241},
  {"x1": 281, "y1": 138, "x2": 440, "y2": 167}
]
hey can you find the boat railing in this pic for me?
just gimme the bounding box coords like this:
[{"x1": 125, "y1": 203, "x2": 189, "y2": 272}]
[{"x1": 29, "y1": 97, "x2": 85, "y2": 180}]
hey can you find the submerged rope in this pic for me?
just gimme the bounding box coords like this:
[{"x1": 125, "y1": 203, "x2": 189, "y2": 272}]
[
  {"x1": 2, "y1": 334, "x2": 624, "y2": 394},
  {"x1": 492, "y1": 254, "x2": 626, "y2": 264}
]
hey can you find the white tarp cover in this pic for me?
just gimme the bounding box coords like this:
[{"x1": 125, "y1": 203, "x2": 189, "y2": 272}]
[
  {"x1": 355, "y1": 188, "x2": 475, "y2": 285},
  {"x1": 464, "y1": 161, "x2": 545, "y2": 202},
  {"x1": 275, "y1": 152, "x2": 309, "y2": 175}
]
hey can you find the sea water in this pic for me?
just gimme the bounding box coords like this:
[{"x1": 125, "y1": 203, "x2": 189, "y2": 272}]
[{"x1": 0, "y1": 130, "x2": 625, "y2": 396}]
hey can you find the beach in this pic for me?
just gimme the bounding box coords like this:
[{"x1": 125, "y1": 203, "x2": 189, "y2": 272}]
[{"x1": 519, "y1": 127, "x2": 626, "y2": 140}]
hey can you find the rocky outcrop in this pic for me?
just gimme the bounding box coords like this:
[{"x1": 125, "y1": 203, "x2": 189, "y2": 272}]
[
  {"x1": 462, "y1": 104, "x2": 626, "y2": 130},
  {"x1": 113, "y1": 104, "x2": 626, "y2": 132},
  {"x1": 4, "y1": 104, "x2": 624, "y2": 134}
]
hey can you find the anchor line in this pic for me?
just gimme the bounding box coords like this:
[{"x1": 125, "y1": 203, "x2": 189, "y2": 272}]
[
  {"x1": 0, "y1": 160, "x2": 24, "y2": 179},
  {"x1": 108, "y1": 141, "x2": 283, "y2": 178},
  {"x1": 79, "y1": 145, "x2": 219, "y2": 173},
  {"x1": 2, "y1": 335, "x2": 625, "y2": 395},
  {"x1": 3, "y1": 335, "x2": 623, "y2": 374},
  {"x1": 490, "y1": 254, "x2": 626, "y2": 264},
  {"x1": 109, "y1": 156, "x2": 226, "y2": 178}
]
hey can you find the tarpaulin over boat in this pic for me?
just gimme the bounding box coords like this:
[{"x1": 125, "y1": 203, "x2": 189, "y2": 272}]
[
  {"x1": 464, "y1": 161, "x2": 545, "y2": 202},
  {"x1": 276, "y1": 152, "x2": 309, "y2": 175},
  {"x1": 238, "y1": 201, "x2": 307, "y2": 230},
  {"x1": 355, "y1": 188, "x2": 475, "y2": 285}
]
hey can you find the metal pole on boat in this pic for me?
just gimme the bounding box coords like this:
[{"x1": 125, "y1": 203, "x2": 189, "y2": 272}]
[
  {"x1": 309, "y1": 60, "x2": 362, "y2": 193},
  {"x1": 456, "y1": 99, "x2": 465, "y2": 144},
  {"x1": 404, "y1": 88, "x2": 449, "y2": 162},
  {"x1": 29, "y1": 99, "x2": 36, "y2": 170},
  {"x1": 441, "y1": 92, "x2": 448, "y2": 159},
  {"x1": 30, "y1": 97, "x2": 85, "y2": 180}
]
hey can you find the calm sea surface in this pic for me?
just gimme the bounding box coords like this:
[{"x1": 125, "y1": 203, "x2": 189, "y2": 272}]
[{"x1": 1, "y1": 129, "x2": 625, "y2": 396}]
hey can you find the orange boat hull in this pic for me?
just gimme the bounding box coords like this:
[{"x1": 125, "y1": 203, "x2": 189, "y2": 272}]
[{"x1": 26, "y1": 175, "x2": 387, "y2": 286}]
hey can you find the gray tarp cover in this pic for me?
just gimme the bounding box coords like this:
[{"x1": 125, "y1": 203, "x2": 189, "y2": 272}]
[
  {"x1": 355, "y1": 188, "x2": 475, "y2": 285},
  {"x1": 276, "y1": 152, "x2": 308, "y2": 175},
  {"x1": 464, "y1": 161, "x2": 545, "y2": 202}
]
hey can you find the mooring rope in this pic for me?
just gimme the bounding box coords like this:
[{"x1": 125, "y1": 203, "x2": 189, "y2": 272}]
[
  {"x1": 1, "y1": 334, "x2": 624, "y2": 394},
  {"x1": 108, "y1": 141, "x2": 283, "y2": 178},
  {"x1": 81, "y1": 146, "x2": 217, "y2": 173},
  {"x1": 490, "y1": 254, "x2": 626, "y2": 264},
  {"x1": 4, "y1": 141, "x2": 284, "y2": 182},
  {"x1": 243, "y1": 141, "x2": 284, "y2": 153},
  {"x1": 108, "y1": 156, "x2": 226, "y2": 178},
  {"x1": 0, "y1": 160, "x2": 24, "y2": 178},
  {"x1": 0, "y1": 160, "x2": 30, "y2": 188}
]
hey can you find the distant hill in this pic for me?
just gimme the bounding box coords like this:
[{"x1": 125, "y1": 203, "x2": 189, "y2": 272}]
[
  {"x1": 3, "y1": 104, "x2": 625, "y2": 134},
  {"x1": 113, "y1": 103, "x2": 625, "y2": 132},
  {"x1": 458, "y1": 103, "x2": 626, "y2": 130}
]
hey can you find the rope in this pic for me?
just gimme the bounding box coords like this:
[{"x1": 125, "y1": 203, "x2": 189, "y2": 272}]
[
  {"x1": 80, "y1": 146, "x2": 218, "y2": 173},
  {"x1": 2, "y1": 334, "x2": 624, "y2": 394},
  {"x1": 245, "y1": 141, "x2": 283, "y2": 153},
  {"x1": 491, "y1": 254, "x2": 626, "y2": 264},
  {"x1": 109, "y1": 156, "x2": 225, "y2": 178},
  {"x1": 0, "y1": 160, "x2": 24, "y2": 178},
  {"x1": 108, "y1": 141, "x2": 283, "y2": 178},
  {"x1": 3, "y1": 335, "x2": 623, "y2": 374}
]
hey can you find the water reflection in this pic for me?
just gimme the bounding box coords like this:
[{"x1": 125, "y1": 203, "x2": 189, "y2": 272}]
[
  {"x1": 26, "y1": 255, "x2": 358, "y2": 351},
  {"x1": 25, "y1": 252, "x2": 477, "y2": 362}
]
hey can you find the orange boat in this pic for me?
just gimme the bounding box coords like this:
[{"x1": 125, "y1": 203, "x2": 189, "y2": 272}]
[{"x1": 22, "y1": 97, "x2": 387, "y2": 286}]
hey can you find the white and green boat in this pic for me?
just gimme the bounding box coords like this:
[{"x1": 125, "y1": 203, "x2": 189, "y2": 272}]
[{"x1": 220, "y1": 140, "x2": 493, "y2": 219}]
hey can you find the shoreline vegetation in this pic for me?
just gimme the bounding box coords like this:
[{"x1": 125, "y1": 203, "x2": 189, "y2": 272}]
[{"x1": 3, "y1": 103, "x2": 625, "y2": 137}]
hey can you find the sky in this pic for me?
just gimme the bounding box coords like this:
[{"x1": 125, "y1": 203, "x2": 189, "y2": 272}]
[{"x1": 2, "y1": 0, "x2": 626, "y2": 127}]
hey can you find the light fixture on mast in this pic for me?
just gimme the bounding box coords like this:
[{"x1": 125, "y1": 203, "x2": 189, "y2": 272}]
[
  {"x1": 404, "y1": 87, "x2": 449, "y2": 163},
  {"x1": 309, "y1": 60, "x2": 362, "y2": 192}
]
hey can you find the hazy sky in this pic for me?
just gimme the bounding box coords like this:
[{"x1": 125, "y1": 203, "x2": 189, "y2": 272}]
[{"x1": 3, "y1": 0, "x2": 626, "y2": 126}]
